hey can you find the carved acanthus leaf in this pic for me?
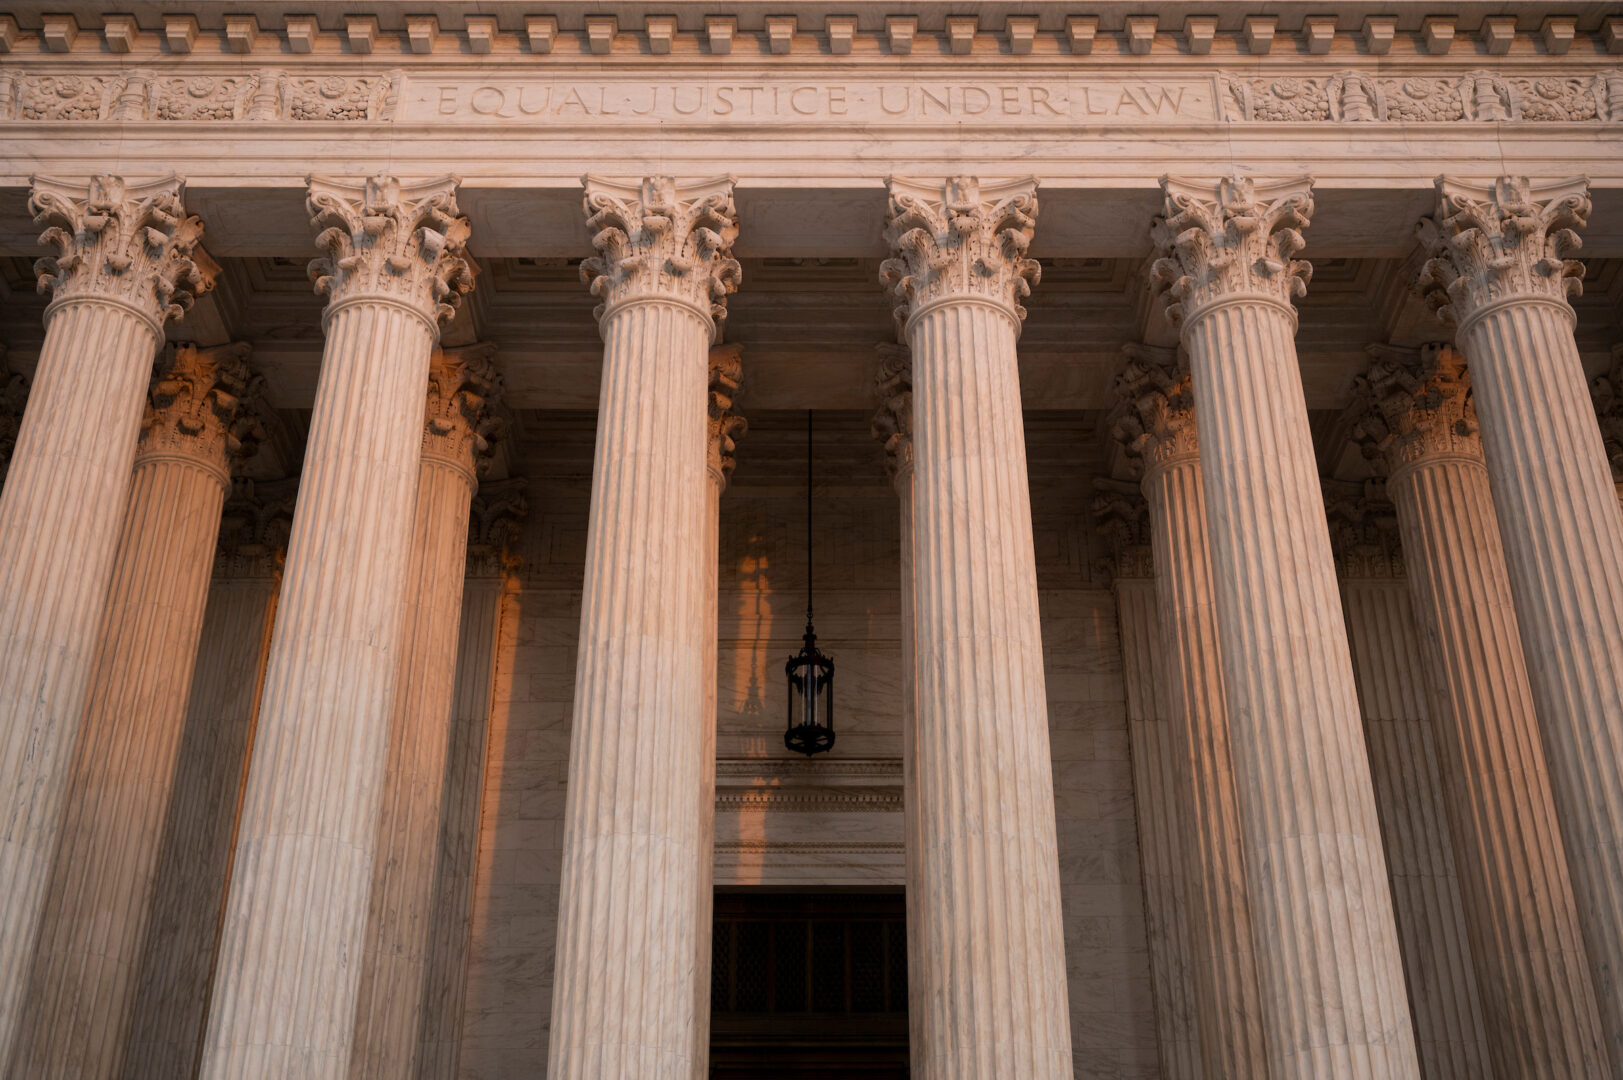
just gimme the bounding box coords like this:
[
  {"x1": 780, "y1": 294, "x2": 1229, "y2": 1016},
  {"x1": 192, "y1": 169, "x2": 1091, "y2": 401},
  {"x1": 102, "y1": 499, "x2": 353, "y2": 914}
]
[
  {"x1": 1323, "y1": 479, "x2": 1405, "y2": 579},
  {"x1": 215, "y1": 476, "x2": 299, "y2": 577},
  {"x1": 31, "y1": 174, "x2": 213, "y2": 327},
  {"x1": 307, "y1": 174, "x2": 475, "y2": 325},
  {"x1": 1091, "y1": 479, "x2": 1154, "y2": 581},
  {"x1": 422, "y1": 343, "x2": 504, "y2": 479},
  {"x1": 580, "y1": 175, "x2": 741, "y2": 336},
  {"x1": 1350, "y1": 342, "x2": 1480, "y2": 476},
  {"x1": 880, "y1": 176, "x2": 1040, "y2": 329},
  {"x1": 870, "y1": 343, "x2": 913, "y2": 483},
  {"x1": 1416, "y1": 175, "x2": 1590, "y2": 326},
  {"x1": 708, "y1": 344, "x2": 747, "y2": 486},
  {"x1": 468, "y1": 476, "x2": 529, "y2": 577},
  {"x1": 1110, "y1": 342, "x2": 1198, "y2": 479},
  {"x1": 1150, "y1": 174, "x2": 1314, "y2": 325},
  {"x1": 140, "y1": 342, "x2": 264, "y2": 476},
  {"x1": 1591, "y1": 343, "x2": 1623, "y2": 485}
]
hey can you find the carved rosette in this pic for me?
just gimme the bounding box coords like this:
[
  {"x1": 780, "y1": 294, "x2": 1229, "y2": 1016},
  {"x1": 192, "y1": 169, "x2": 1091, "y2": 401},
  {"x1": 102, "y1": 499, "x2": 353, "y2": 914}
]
[
  {"x1": 1092, "y1": 479, "x2": 1155, "y2": 581},
  {"x1": 214, "y1": 476, "x2": 299, "y2": 579},
  {"x1": 580, "y1": 175, "x2": 742, "y2": 337},
  {"x1": 1110, "y1": 342, "x2": 1199, "y2": 481},
  {"x1": 0, "y1": 347, "x2": 28, "y2": 489},
  {"x1": 708, "y1": 344, "x2": 747, "y2": 488},
  {"x1": 1150, "y1": 174, "x2": 1315, "y2": 325},
  {"x1": 1323, "y1": 479, "x2": 1405, "y2": 579},
  {"x1": 1417, "y1": 175, "x2": 1591, "y2": 328},
  {"x1": 307, "y1": 174, "x2": 475, "y2": 329},
  {"x1": 880, "y1": 176, "x2": 1040, "y2": 331},
  {"x1": 466, "y1": 476, "x2": 529, "y2": 578},
  {"x1": 870, "y1": 343, "x2": 913, "y2": 485},
  {"x1": 1591, "y1": 343, "x2": 1623, "y2": 485},
  {"x1": 30, "y1": 174, "x2": 213, "y2": 331},
  {"x1": 420, "y1": 343, "x2": 503, "y2": 483},
  {"x1": 1351, "y1": 342, "x2": 1482, "y2": 480},
  {"x1": 136, "y1": 342, "x2": 263, "y2": 487}
]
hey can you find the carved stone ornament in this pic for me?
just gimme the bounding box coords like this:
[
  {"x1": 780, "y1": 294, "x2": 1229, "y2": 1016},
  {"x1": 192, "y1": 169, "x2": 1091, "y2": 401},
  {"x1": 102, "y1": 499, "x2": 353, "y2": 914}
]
[
  {"x1": 1416, "y1": 175, "x2": 1591, "y2": 327},
  {"x1": 880, "y1": 175, "x2": 1041, "y2": 330},
  {"x1": 215, "y1": 476, "x2": 299, "y2": 578},
  {"x1": 139, "y1": 342, "x2": 265, "y2": 481},
  {"x1": 306, "y1": 174, "x2": 475, "y2": 327},
  {"x1": 708, "y1": 343, "x2": 747, "y2": 486},
  {"x1": 1351, "y1": 342, "x2": 1481, "y2": 478},
  {"x1": 1591, "y1": 343, "x2": 1623, "y2": 485},
  {"x1": 30, "y1": 173, "x2": 213, "y2": 329},
  {"x1": 580, "y1": 174, "x2": 742, "y2": 336},
  {"x1": 1110, "y1": 342, "x2": 1198, "y2": 479},
  {"x1": 1091, "y1": 478, "x2": 1155, "y2": 581},
  {"x1": 870, "y1": 342, "x2": 913, "y2": 483},
  {"x1": 467, "y1": 476, "x2": 529, "y2": 578},
  {"x1": 421, "y1": 342, "x2": 504, "y2": 480},
  {"x1": 1322, "y1": 479, "x2": 1405, "y2": 580},
  {"x1": 0, "y1": 346, "x2": 27, "y2": 489},
  {"x1": 1150, "y1": 174, "x2": 1315, "y2": 325}
]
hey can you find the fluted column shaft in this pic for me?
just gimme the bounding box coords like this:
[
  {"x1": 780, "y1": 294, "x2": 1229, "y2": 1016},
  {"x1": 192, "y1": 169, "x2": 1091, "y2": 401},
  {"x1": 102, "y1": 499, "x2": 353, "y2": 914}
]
[
  {"x1": 1111, "y1": 575, "x2": 1202, "y2": 1080},
  {"x1": 202, "y1": 175, "x2": 474, "y2": 1080},
  {"x1": 0, "y1": 174, "x2": 210, "y2": 1061},
  {"x1": 1154, "y1": 176, "x2": 1417, "y2": 1077},
  {"x1": 549, "y1": 299, "x2": 710, "y2": 1077},
  {"x1": 1369, "y1": 367, "x2": 1609, "y2": 1074},
  {"x1": 1142, "y1": 452, "x2": 1270, "y2": 1078},
  {"x1": 350, "y1": 463, "x2": 479, "y2": 1074},
  {"x1": 10, "y1": 343, "x2": 256, "y2": 1080},
  {"x1": 907, "y1": 298, "x2": 1071, "y2": 1077}
]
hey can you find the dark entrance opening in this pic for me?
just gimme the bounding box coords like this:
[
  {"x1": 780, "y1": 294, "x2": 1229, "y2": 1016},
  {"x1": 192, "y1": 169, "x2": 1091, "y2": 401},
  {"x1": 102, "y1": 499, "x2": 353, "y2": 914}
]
[{"x1": 710, "y1": 889, "x2": 909, "y2": 1078}]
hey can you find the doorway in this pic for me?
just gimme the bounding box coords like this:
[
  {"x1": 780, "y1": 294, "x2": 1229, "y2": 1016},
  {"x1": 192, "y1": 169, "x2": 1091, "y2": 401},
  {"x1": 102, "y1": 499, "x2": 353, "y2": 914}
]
[{"x1": 710, "y1": 890, "x2": 909, "y2": 1078}]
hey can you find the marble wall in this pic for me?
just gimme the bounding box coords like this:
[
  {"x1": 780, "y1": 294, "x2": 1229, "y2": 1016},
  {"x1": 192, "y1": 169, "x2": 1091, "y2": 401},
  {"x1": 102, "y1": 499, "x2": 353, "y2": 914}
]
[{"x1": 456, "y1": 409, "x2": 1160, "y2": 1079}]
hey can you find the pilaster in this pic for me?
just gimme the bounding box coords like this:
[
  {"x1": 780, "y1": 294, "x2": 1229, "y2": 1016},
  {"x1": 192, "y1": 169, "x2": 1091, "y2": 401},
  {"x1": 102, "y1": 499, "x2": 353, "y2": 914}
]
[
  {"x1": 0, "y1": 173, "x2": 211, "y2": 1062},
  {"x1": 1151, "y1": 173, "x2": 1418, "y2": 1078},
  {"x1": 883, "y1": 175, "x2": 1072, "y2": 1079},
  {"x1": 202, "y1": 174, "x2": 473, "y2": 1080},
  {"x1": 1419, "y1": 175, "x2": 1623, "y2": 1075},
  {"x1": 549, "y1": 175, "x2": 738, "y2": 1080}
]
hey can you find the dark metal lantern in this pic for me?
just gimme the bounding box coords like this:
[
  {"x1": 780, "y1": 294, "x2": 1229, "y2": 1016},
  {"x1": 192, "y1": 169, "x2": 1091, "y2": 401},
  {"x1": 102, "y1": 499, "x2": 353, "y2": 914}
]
[{"x1": 786, "y1": 410, "x2": 835, "y2": 756}]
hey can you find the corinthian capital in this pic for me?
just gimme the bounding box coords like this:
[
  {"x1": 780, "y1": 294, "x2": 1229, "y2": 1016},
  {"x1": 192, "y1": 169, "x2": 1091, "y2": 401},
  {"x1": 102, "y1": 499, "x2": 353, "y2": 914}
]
[
  {"x1": 1323, "y1": 479, "x2": 1404, "y2": 580},
  {"x1": 1150, "y1": 174, "x2": 1314, "y2": 325},
  {"x1": 1417, "y1": 175, "x2": 1590, "y2": 327},
  {"x1": 139, "y1": 342, "x2": 264, "y2": 484},
  {"x1": 1091, "y1": 479, "x2": 1154, "y2": 581},
  {"x1": 468, "y1": 476, "x2": 529, "y2": 578},
  {"x1": 30, "y1": 174, "x2": 214, "y2": 330},
  {"x1": 870, "y1": 343, "x2": 913, "y2": 485},
  {"x1": 1110, "y1": 342, "x2": 1198, "y2": 480},
  {"x1": 881, "y1": 176, "x2": 1040, "y2": 330},
  {"x1": 216, "y1": 476, "x2": 299, "y2": 578},
  {"x1": 1351, "y1": 342, "x2": 1481, "y2": 477},
  {"x1": 306, "y1": 174, "x2": 475, "y2": 327},
  {"x1": 1591, "y1": 343, "x2": 1623, "y2": 485},
  {"x1": 708, "y1": 344, "x2": 747, "y2": 488},
  {"x1": 580, "y1": 175, "x2": 741, "y2": 336},
  {"x1": 422, "y1": 343, "x2": 504, "y2": 481}
]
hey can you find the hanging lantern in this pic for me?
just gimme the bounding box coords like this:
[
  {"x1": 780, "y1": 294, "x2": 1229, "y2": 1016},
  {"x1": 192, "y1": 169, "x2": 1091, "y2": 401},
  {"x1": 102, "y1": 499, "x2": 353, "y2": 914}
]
[{"x1": 786, "y1": 409, "x2": 835, "y2": 756}]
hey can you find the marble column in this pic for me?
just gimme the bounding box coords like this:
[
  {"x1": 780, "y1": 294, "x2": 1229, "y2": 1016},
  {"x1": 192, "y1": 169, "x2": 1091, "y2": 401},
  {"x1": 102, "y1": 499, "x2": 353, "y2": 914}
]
[
  {"x1": 548, "y1": 175, "x2": 740, "y2": 1079},
  {"x1": 201, "y1": 175, "x2": 475, "y2": 1080},
  {"x1": 9, "y1": 343, "x2": 261, "y2": 1080},
  {"x1": 1419, "y1": 176, "x2": 1623, "y2": 1072},
  {"x1": 1151, "y1": 175, "x2": 1417, "y2": 1077},
  {"x1": 350, "y1": 344, "x2": 504, "y2": 1078},
  {"x1": 1092, "y1": 487, "x2": 1202, "y2": 1080},
  {"x1": 881, "y1": 176, "x2": 1073, "y2": 1077},
  {"x1": 1591, "y1": 344, "x2": 1623, "y2": 516},
  {"x1": 872, "y1": 342, "x2": 930, "y2": 1080},
  {"x1": 124, "y1": 478, "x2": 298, "y2": 1080},
  {"x1": 1354, "y1": 342, "x2": 1609, "y2": 1076},
  {"x1": 0, "y1": 174, "x2": 211, "y2": 1060},
  {"x1": 414, "y1": 480, "x2": 525, "y2": 1080},
  {"x1": 1112, "y1": 344, "x2": 1269, "y2": 1079}
]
